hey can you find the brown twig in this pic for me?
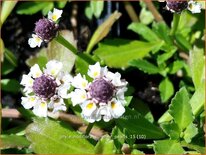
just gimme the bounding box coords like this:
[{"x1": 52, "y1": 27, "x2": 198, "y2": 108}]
[
  {"x1": 143, "y1": 0, "x2": 165, "y2": 23},
  {"x1": 1, "y1": 109, "x2": 105, "y2": 139},
  {"x1": 123, "y1": 1, "x2": 139, "y2": 22}
]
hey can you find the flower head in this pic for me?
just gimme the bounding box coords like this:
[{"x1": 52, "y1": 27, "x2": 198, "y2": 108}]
[
  {"x1": 20, "y1": 60, "x2": 72, "y2": 117},
  {"x1": 162, "y1": 0, "x2": 201, "y2": 13},
  {"x1": 70, "y1": 62, "x2": 128, "y2": 123},
  {"x1": 28, "y1": 8, "x2": 62, "y2": 48}
]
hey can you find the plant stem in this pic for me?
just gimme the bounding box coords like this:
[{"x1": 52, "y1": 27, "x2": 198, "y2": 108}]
[
  {"x1": 85, "y1": 123, "x2": 94, "y2": 136},
  {"x1": 55, "y1": 34, "x2": 95, "y2": 64},
  {"x1": 123, "y1": 1, "x2": 139, "y2": 22},
  {"x1": 170, "y1": 13, "x2": 180, "y2": 36}
]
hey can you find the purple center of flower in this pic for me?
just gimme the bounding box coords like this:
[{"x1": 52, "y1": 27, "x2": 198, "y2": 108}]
[
  {"x1": 34, "y1": 18, "x2": 58, "y2": 41},
  {"x1": 166, "y1": 0, "x2": 188, "y2": 13},
  {"x1": 32, "y1": 75, "x2": 57, "y2": 99},
  {"x1": 89, "y1": 78, "x2": 114, "y2": 103}
]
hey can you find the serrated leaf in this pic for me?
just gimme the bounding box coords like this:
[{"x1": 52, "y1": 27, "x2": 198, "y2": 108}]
[
  {"x1": 26, "y1": 118, "x2": 94, "y2": 154},
  {"x1": 157, "y1": 46, "x2": 176, "y2": 65},
  {"x1": 160, "y1": 121, "x2": 181, "y2": 140},
  {"x1": 168, "y1": 87, "x2": 193, "y2": 130},
  {"x1": 94, "y1": 135, "x2": 116, "y2": 154},
  {"x1": 154, "y1": 140, "x2": 185, "y2": 154},
  {"x1": 90, "y1": 1, "x2": 104, "y2": 18},
  {"x1": 159, "y1": 78, "x2": 174, "y2": 103},
  {"x1": 0, "y1": 135, "x2": 30, "y2": 149},
  {"x1": 16, "y1": 2, "x2": 48, "y2": 15},
  {"x1": 175, "y1": 33, "x2": 192, "y2": 51},
  {"x1": 128, "y1": 22, "x2": 159, "y2": 42},
  {"x1": 116, "y1": 107, "x2": 166, "y2": 139},
  {"x1": 111, "y1": 126, "x2": 125, "y2": 152},
  {"x1": 129, "y1": 59, "x2": 160, "y2": 74},
  {"x1": 183, "y1": 123, "x2": 198, "y2": 143},
  {"x1": 95, "y1": 39, "x2": 163, "y2": 68},
  {"x1": 48, "y1": 30, "x2": 76, "y2": 73},
  {"x1": 86, "y1": 11, "x2": 121, "y2": 53}
]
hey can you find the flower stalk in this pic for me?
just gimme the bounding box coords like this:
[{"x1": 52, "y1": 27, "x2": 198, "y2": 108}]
[
  {"x1": 170, "y1": 13, "x2": 180, "y2": 36},
  {"x1": 85, "y1": 123, "x2": 94, "y2": 136}
]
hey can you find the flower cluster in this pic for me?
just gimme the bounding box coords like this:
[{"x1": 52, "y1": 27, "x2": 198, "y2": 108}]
[
  {"x1": 20, "y1": 60, "x2": 72, "y2": 117},
  {"x1": 70, "y1": 62, "x2": 128, "y2": 123},
  {"x1": 28, "y1": 8, "x2": 63, "y2": 48},
  {"x1": 164, "y1": 0, "x2": 201, "y2": 13}
]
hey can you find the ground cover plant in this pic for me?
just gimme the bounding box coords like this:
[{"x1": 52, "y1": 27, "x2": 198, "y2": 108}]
[{"x1": 0, "y1": 0, "x2": 205, "y2": 154}]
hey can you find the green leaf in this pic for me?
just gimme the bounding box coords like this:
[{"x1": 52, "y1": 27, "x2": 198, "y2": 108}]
[
  {"x1": 42, "y1": 2, "x2": 54, "y2": 16},
  {"x1": 16, "y1": 2, "x2": 49, "y2": 15},
  {"x1": 128, "y1": 23, "x2": 159, "y2": 42},
  {"x1": 175, "y1": 33, "x2": 192, "y2": 51},
  {"x1": 1, "y1": 79, "x2": 20, "y2": 93},
  {"x1": 26, "y1": 118, "x2": 94, "y2": 154},
  {"x1": 189, "y1": 46, "x2": 205, "y2": 89},
  {"x1": 48, "y1": 30, "x2": 76, "y2": 73},
  {"x1": 90, "y1": 1, "x2": 104, "y2": 18},
  {"x1": 0, "y1": 1, "x2": 17, "y2": 25},
  {"x1": 94, "y1": 135, "x2": 116, "y2": 154},
  {"x1": 1, "y1": 58, "x2": 16, "y2": 75},
  {"x1": 168, "y1": 87, "x2": 193, "y2": 130},
  {"x1": 4, "y1": 48, "x2": 17, "y2": 67},
  {"x1": 95, "y1": 39, "x2": 163, "y2": 68},
  {"x1": 111, "y1": 126, "x2": 125, "y2": 152},
  {"x1": 183, "y1": 123, "x2": 198, "y2": 143},
  {"x1": 26, "y1": 48, "x2": 48, "y2": 69},
  {"x1": 154, "y1": 140, "x2": 185, "y2": 154},
  {"x1": 86, "y1": 11, "x2": 121, "y2": 53},
  {"x1": 168, "y1": 60, "x2": 185, "y2": 74},
  {"x1": 56, "y1": 1, "x2": 67, "y2": 9},
  {"x1": 0, "y1": 135, "x2": 30, "y2": 149},
  {"x1": 160, "y1": 121, "x2": 181, "y2": 140},
  {"x1": 116, "y1": 107, "x2": 166, "y2": 139},
  {"x1": 131, "y1": 149, "x2": 145, "y2": 154},
  {"x1": 157, "y1": 46, "x2": 177, "y2": 65},
  {"x1": 129, "y1": 59, "x2": 160, "y2": 74},
  {"x1": 159, "y1": 78, "x2": 174, "y2": 103}
]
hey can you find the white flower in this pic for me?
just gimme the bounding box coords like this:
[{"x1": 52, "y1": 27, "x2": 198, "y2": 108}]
[
  {"x1": 70, "y1": 89, "x2": 87, "y2": 106},
  {"x1": 69, "y1": 62, "x2": 128, "y2": 123},
  {"x1": 20, "y1": 60, "x2": 72, "y2": 117},
  {"x1": 188, "y1": 0, "x2": 201, "y2": 13},
  {"x1": 48, "y1": 8, "x2": 63, "y2": 22},
  {"x1": 72, "y1": 73, "x2": 88, "y2": 90},
  {"x1": 44, "y1": 60, "x2": 63, "y2": 77},
  {"x1": 28, "y1": 34, "x2": 43, "y2": 48}
]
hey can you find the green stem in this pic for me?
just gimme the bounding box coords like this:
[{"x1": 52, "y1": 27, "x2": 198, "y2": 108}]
[
  {"x1": 85, "y1": 123, "x2": 94, "y2": 136},
  {"x1": 132, "y1": 144, "x2": 153, "y2": 149},
  {"x1": 55, "y1": 34, "x2": 95, "y2": 64},
  {"x1": 170, "y1": 13, "x2": 180, "y2": 36}
]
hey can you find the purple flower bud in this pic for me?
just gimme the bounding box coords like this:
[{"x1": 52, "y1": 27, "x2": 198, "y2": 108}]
[
  {"x1": 89, "y1": 78, "x2": 114, "y2": 103},
  {"x1": 34, "y1": 18, "x2": 58, "y2": 41},
  {"x1": 166, "y1": 0, "x2": 188, "y2": 13},
  {"x1": 32, "y1": 75, "x2": 57, "y2": 99}
]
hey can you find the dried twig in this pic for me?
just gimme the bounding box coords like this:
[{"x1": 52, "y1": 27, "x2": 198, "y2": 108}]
[
  {"x1": 143, "y1": 0, "x2": 165, "y2": 23},
  {"x1": 1, "y1": 108, "x2": 105, "y2": 139}
]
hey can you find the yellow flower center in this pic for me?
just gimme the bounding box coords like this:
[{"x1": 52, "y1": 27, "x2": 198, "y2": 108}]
[
  {"x1": 93, "y1": 71, "x2": 99, "y2": 77},
  {"x1": 52, "y1": 15, "x2": 57, "y2": 21},
  {"x1": 111, "y1": 102, "x2": 116, "y2": 109},
  {"x1": 40, "y1": 102, "x2": 46, "y2": 108},
  {"x1": 29, "y1": 97, "x2": 35, "y2": 102},
  {"x1": 86, "y1": 103, "x2": 94, "y2": 109}
]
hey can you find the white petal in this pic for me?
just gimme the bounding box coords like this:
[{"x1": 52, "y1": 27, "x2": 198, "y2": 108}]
[
  {"x1": 81, "y1": 101, "x2": 97, "y2": 117},
  {"x1": 88, "y1": 62, "x2": 101, "y2": 79},
  {"x1": 58, "y1": 85, "x2": 70, "y2": 99},
  {"x1": 109, "y1": 99, "x2": 125, "y2": 118},
  {"x1": 29, "y1": 64, "x2": 42, "y2": 78},
  {"x1": 49, "y1": 98, "x2": 67, "y2": 113},
  {"x1": 28, "y1": 34, "x2": 42, "y2": 48},
  {"x1": 20, "y1": 74, "x2": 34, "y2": 87},
  {"x1": 48, "y1": 8, "x2": 63, "y2": 22},
  {"x1": 70, "y1": 89, "x2": 88, "y2": 106},
  {"x1": 188, "y1": 1, "x2": 201, "y2": 13},
  {"x1": 21, "y1": 96, "x2": 37, "y2": 109},
  {"x1": 44, "y1": 60, "x2": 63, "y2": 77},
  {"x1": 32, "y1": 101, "x2": 48, "y2": 117},
  {"x1": 72, "y1": 73, "x2": 88, "y2": 89},
  {"x1": 97, "y1": 106, "x2": 112, "y2": 122},
  {"x1": 116, "y1": 87, "x2": 127, "y2": 102},
  {"x1": 106, "y1": 71, "x2": 127, "y2": 87}
]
